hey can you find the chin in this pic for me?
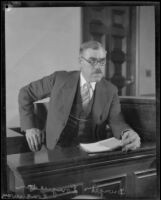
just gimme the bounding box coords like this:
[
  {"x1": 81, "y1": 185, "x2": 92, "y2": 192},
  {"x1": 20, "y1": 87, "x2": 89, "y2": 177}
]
[
  {"x1": 91, "y1": 75, "x2": 103, "y2": 82},
  {"x1": 96, "y1": 78, "x2": 102, "y2": 82},
  {"x1": 91, "y1": 78, "x2": 102, "y2": 82}
]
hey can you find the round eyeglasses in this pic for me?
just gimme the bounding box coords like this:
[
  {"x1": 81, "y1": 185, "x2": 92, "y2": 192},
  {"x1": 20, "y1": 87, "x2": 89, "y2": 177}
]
[{"x1": 81, "y1": 57, "x2": 106, "y2": 67}]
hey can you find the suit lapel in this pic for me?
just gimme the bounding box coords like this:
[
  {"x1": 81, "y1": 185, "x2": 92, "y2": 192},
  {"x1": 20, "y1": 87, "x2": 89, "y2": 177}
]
[
  {"x1": 62, "y1": 71, "x2": 80, "y2": 117},
  {"x1": 92, "y1": 79, "x2": 109, "y2": 123}
]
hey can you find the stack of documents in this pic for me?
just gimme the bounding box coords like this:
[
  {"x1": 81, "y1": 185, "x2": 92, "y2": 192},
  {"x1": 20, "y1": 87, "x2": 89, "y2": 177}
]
[{"x1": 80, "y1": 137, "x2": 122, "y2": 153}]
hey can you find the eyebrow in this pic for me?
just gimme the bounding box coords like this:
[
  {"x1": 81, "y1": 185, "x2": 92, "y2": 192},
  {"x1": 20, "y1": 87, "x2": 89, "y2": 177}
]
[{"x1": 88, "y1": 57, "x2": 106, "y2": 60}]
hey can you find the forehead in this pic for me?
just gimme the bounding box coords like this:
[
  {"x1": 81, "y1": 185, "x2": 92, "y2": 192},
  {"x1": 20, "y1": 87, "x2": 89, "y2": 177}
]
[{"x1": 83, "y1": 48, "x2": 106, "y2": 59}]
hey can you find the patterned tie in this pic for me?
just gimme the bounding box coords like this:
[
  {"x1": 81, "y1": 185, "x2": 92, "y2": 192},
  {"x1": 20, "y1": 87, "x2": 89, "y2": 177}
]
[{"x1": 81, "y1": 82, "x2": 91, "y2": 109}]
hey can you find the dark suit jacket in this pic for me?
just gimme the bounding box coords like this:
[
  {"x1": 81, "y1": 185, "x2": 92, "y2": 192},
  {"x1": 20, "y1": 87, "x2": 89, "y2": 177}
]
[{"x1": 18, "y1": 70, "x2": 130, "y2": 150}]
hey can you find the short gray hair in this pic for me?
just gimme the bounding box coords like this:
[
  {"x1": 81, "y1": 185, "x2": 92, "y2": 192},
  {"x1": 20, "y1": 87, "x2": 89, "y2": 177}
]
[{"x1": 79, "y1": 40, "x2": 105, "y2": 55}]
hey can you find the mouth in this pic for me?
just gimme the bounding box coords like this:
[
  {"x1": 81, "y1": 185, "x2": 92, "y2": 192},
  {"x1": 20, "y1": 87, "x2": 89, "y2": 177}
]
[
  {"x1": 92, "y1": 72, "x2": 102, "y2": 76},
  {"x1": 93, "y1": 69, "x2": 102, "y2": 74},
  {"x1": 91, "y1": 73, "x2": 103, "y2": 81}
]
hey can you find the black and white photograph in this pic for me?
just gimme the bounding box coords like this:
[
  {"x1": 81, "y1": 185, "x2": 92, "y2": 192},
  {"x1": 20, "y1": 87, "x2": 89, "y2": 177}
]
[{"x1": 1, "y1": 1, "x2": 160, "y2": 199}]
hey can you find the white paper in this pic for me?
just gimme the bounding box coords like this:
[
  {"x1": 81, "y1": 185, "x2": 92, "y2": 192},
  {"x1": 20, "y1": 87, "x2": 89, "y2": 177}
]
[{"x1": 80, "y1": 137, "x2": 123, "y2": 153}]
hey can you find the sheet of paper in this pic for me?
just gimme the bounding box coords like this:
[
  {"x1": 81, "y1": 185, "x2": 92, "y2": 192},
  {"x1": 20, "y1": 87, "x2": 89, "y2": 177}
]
[{"x1": 80, "y1": 137, "x2": 122, "y2": 153}]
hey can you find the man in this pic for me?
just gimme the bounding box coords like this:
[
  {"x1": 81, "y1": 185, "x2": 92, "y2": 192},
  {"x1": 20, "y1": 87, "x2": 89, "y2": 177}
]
[{"x1": 18, "y1": 40, "x2": 141, "y2": 152}]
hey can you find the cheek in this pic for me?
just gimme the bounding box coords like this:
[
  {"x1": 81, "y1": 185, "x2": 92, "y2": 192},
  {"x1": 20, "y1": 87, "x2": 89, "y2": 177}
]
[
  {"x1": 83, "y1": 67, "x2": 92, "y2": 76},
  {"x1": 88, "y1": 70, "x2": 94, "y2": 78}
]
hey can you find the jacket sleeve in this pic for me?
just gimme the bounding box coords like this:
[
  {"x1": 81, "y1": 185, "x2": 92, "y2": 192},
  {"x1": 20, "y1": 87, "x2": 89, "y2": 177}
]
[
  {"x1": 18, "y1": 72, "x2": 57, "y2": 131},
  {"x1": 108, "y1": 88, "x2": 131, "y2": 139}
]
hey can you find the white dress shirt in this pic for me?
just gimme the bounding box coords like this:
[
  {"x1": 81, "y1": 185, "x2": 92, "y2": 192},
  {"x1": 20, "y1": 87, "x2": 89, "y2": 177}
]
[{"x1": 80, "y1": 72, "x2": 96, "y2": 100}]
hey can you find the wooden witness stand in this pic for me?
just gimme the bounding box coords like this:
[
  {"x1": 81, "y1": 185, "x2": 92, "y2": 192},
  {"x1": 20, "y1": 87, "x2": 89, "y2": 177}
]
[{"x1": 6, "y1": 97, "x2": 157, "y2": 199}]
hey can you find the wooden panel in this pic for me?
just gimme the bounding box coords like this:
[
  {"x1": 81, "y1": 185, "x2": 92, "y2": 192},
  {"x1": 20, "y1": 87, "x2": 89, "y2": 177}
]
[
  {"x1": 7, "y1": 128, "x2": 31, "y2": 154},
  {"x1": 82, "y1": 6, "x2": 136, "y2": 96},
  {"x1": 7, "y1": 134, "x2": 156, "y2": 197},
  {"x1": 87, "y1": 175, "x2": 127, "y2": 198},
  {"x1": 134, "y1": 168, "x2": 157, "y2": 198},
  {"x1": 120, "y1": 97, "x2": 156, "y2": 141},
  {"x1": 7, "y1": 147, "x2": 156, "y2": 198}
]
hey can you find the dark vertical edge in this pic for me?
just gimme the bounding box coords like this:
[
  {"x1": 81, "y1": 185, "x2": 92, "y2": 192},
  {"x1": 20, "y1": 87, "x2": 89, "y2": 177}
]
[
  {"x1": 126, "y1": 6, "x2": 136, "y2": 96},
  {"x1": 1, "y1": 1, "x2": 7, "y2": 195},
  {"x1": 155, "y1": 3, "x2": 160, "y2": 199},
  {"x1": 81, "y1": 7, "x2": 87, "y2": 43},
  {"x1": 105, "y1": 33, "x2": 110, "y2": 80}
]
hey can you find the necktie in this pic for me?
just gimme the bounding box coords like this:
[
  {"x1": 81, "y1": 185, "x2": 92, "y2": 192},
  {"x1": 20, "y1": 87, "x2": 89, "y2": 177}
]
[{"x1": 81, "y1": 82, "x2": 91, "y2": 109}]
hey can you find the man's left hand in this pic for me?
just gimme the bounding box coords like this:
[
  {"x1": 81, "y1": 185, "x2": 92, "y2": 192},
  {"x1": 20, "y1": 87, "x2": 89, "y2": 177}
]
[{"x1": 121, "y1": 130, "x2": 141, "y2": 152}]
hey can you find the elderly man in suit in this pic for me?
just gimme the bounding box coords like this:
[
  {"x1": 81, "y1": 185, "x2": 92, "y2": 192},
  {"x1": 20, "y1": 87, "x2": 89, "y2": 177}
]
[{"x1": 18, "y1": 40, "x2": 141, "y2": 152}]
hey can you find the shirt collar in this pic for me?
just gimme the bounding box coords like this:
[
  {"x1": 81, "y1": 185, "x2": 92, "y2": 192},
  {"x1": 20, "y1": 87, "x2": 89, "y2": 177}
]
[{"x1": 80, "y1": 72, "x2": 96, "y2": 91}]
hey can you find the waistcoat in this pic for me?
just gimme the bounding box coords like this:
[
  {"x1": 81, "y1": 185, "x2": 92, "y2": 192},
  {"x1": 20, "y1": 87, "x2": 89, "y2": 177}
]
[{"x1": 57, "y1": 81, "x2": 96, "y2": 147}]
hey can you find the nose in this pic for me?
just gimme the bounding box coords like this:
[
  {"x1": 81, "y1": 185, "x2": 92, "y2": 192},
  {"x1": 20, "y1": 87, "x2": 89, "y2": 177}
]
[
  {"x1": 93, "y1": 64, "x2": 102, "y2": 72},
  {"x1": 94, "y1": 63, "x2": 101, "y2": 68}
]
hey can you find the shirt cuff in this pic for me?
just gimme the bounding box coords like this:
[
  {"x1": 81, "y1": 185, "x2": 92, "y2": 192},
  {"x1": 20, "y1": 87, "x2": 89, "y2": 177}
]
[{"x1": 121, "y1": 129, "x2": 132, "y2": 137}]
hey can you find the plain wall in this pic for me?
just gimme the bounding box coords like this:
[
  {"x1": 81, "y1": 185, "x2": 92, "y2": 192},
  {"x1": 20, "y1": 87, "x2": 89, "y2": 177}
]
[
  {"x1": 138, "y1": 6, "x2": 156, "y2": 96},
  {"x1": 5, "y1": 7, "x2": 81, "y2": 127}
]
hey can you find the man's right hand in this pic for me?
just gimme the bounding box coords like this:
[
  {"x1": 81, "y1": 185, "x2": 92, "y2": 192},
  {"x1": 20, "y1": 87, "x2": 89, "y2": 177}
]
[{"x1": 25, "y1": 128, "x2": 45, "y2": 152}]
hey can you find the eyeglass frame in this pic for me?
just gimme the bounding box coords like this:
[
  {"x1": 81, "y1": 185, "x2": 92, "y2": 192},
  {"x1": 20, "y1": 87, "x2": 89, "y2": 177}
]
[{"x1": 81, "y1": 56, "x2": 106, "y2": 67}]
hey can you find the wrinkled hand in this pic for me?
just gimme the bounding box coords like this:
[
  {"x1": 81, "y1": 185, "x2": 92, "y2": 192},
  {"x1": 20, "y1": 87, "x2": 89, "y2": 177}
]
[
  {"x1": 121, "y1": 130, "x2": 141, "y2": 152},
  {"x1": 25, "y1": 128, "x2": 45, "y2": 152}
]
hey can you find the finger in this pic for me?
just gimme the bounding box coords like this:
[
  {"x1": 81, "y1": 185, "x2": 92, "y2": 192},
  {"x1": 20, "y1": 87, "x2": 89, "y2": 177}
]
[
  {"x1": 122, "y1": 146, "x2": 127, "y2": 152},
  {"x1": 124, "y1": 142, "x2": 140, "y2": 152},
  {"x1": 35, "y1": 132, "x2": 41, "y2": 145},
  {"x1": 26, "y1": 136, "x2": 33, "y2": 151},
  {"x1": 29, "y1": 137, "x2": 36, "y2": 152},
  {"x1": 124, "y1": 135, "x2": 137, "y2": 145},
  {"x1": 122, "y1": 137, "x2": 131, "y2": 146},
  {"x1": 122, "y1": 137, "x2": 141, "y2": 152},
  {"x1": 122, "y1": 132, "x2": 138, "y2": 146},
  {"x1": 130, "y1": 134, "x2": 141, "y2": 145},
  {"x1": 135, "y1": 138, "x2": 141, "y2": 148},
  {"x1": 29, "y1": 138, "x2": 36, "y2": 152},
  {"x1": 122, "y1": 145, "x2": 133, "y2": 152},
  {"x1": 33, "y1": 135, "x2": 40, "y2": 151},
  {"x1": 131, "y1": 135, "x2": 138, "y2": 142},
  {"x1": 34, "y1": 135, "x2": 42, "y2": 151},
  {"x1": 30, "y1": 136, "x2": 38, "y2": 151}
]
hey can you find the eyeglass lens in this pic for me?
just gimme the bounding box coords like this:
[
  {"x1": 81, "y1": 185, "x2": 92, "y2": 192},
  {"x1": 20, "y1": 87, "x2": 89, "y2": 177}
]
[{"x1": 83, "y1": 57, "x2": 106, "y2": 66}]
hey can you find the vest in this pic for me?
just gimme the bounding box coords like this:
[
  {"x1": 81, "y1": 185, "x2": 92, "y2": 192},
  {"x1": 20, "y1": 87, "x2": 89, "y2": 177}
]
[{"x1": 57, "y1": 81, "x2": 96, "y2": 147}]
